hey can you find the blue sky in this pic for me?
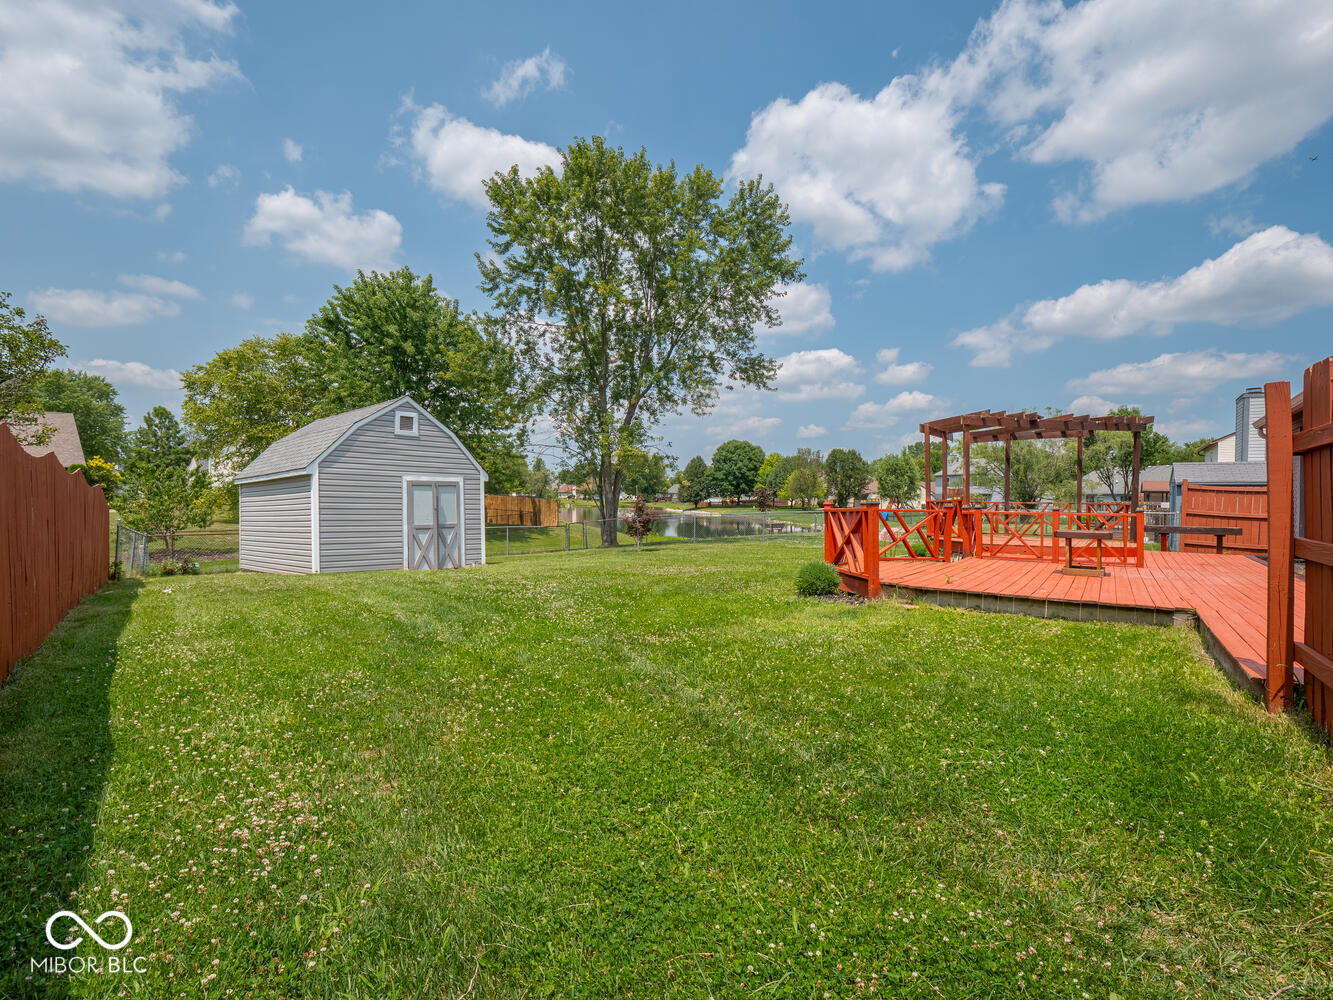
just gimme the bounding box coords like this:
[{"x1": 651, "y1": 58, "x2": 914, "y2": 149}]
[{"x1": 4, "y1": 0, "x2": 1333, "y2": 467}]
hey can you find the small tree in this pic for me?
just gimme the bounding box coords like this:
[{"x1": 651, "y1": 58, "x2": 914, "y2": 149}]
[
  {"x1": 525, "y1": 456, "x2": 556, "y2": 499},
  {"x1": 783, "y1": 466, "x2": 823, "y2": 509},
  {"x1": 752, "y1": 485, "x2": 776, "y2": 512},
  {"x1": 620, "y1": 495, "x2": 656, "y2": 551},
  {"x1": 825, "y1": 448, "x2": 871, "y2": 507},
  {"x1": 118, "y1": 467, "x2": 218, "y2": 561},
  {"x1": 871, "y1": 451, "x2": 920, "y2": 507},
  {"x1": 679, "y1": 456, "x2": 711, "y2": 508}
]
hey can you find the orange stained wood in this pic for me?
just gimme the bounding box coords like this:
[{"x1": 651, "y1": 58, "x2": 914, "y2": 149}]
[{"x1": 877, "y1": 549, "x2": 1306, "y2": 687}]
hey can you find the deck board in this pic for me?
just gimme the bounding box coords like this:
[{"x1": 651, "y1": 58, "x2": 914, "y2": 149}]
[{"x1": 878, "y1": 550, "x2": 1305, "y2": 686}]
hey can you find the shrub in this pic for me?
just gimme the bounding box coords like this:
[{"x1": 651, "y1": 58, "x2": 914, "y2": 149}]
[{"x1": 795, "y1": 560, "x2": 841, "y2": 597}]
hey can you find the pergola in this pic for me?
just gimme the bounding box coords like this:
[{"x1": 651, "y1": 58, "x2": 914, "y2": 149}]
[{"x1": 920, "y1": 410, "x2": 1156, "y2": 509}]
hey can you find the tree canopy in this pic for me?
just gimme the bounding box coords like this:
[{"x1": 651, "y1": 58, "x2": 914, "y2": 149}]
[
  {"x1": 33, "y1": 368, "x2": 127, "y2": 464},
  {"x1": 0, "y1": 292, "x2": 66, "y2": 442},
  {"x1": 871, "y1": 451, "x2": 920, "y2": 507},
  {"x1": 825, "y1": 448, "x2": 871, "y2": 506},
  {"x1": 679, "y1": 455, "x2": 711, "y2": 507},
  {"x1": 477, "y1": 136, "x2": 802, "y2": 542},
  {"x1": 710, "y1": 439, "x2": 765, "y2": 501}
]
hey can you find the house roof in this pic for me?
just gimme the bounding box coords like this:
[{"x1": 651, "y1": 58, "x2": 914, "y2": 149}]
[
  {"x1": 235, "y1": 397, "x2": 486, "y2": 483},
  {"x1": 1169, "y1": 460, "x2": 1267, "y2": 486},
  {"x1": 6, "y1": 412, "x2": 86, "y2": 466},
  {"x1": 1202, "y1": 431, "x2": 1236, "y2": 449}
]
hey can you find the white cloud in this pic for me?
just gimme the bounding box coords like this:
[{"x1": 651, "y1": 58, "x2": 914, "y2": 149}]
[
  {"x1": 705, "y1": 415, "x2": 782, "y2": 441},
  {"x1": 76, "y1": 358, "x2": 181, "y2": 390},
  {"x1": 873, "y1": 347, "x2": 933, "y2": 385},
  {"x1": 954, "y1": 226, "x2": 1333, "y2": 366},
  {"x1": 398, "y1": 100, "x2": 560, "y2": 209},
  {"x1": 482, "y1": 47, "x2": 567, "y2": 107},
  {"x1": 28, "y1": 288, "x2": 180, "y2": 327},
  {"x1": 156, "y1": 249, "x2": 186, "y2": 264},
  {"x1": 118, "y1": 274, "x2": 201, "y2": 300},
  {"x1": 228, "y1": 292, "x2": 254, "y2": 309},
  {"x1": 208, "y1": 164, "x2": 240, "y2": 190},
  {"x1": 952, "y1": 0, "x2": 1333, "y2": 220},
  {"x1": 1154, "y1": 417, "x2": 1220, "y2": 442},
  {"x1": 1068, "y1": 394, "x2": 1116, "y2": 414},
  {"x1": 0, "y1": 1, "x2": 241, "y2": 199},
  {"x1": 731, "y1": 80, "x2": 1003, "y2": 271},
  {"x1": 844, "y1": 390, "x2": 940, "y2": 430},
  {"x1": 774, "y1": 348, "x2": 865, "y2": 402},
  {"x1": 282, "y1": 138, "x2": 303, "y2": 163},
  {"x1": 760, "y1": 282, "x2": 834, "y2": 336},
  {"x1": 1066, "y1": 350, "x2": 1291, "y2": 397},
  {"x1": 243, "y1": 187, "x2": 403, "y2": 271},
  {"x1": 796, "y1": 424, "x2": 827, "y2": 440}
]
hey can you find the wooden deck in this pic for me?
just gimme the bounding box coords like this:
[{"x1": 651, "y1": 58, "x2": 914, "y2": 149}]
[{"x1": 878, "y1": 550, "x2": 1306, "y2": 696}]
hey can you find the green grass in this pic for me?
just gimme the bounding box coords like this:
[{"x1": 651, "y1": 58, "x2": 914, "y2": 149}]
[{"x1": 2, "y1": 538, "x2": 1331, "y2": 998}]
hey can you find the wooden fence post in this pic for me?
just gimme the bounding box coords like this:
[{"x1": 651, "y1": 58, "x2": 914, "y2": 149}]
[
  {"x1": 862, "y1": 502, "x2": 882, "y2": 598},
  {"x1": 1264, "y1": 380, "x2": 1295, "y2": 713}
]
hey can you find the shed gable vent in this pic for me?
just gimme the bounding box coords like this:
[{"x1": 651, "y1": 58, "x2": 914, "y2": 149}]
[{"x1": 395, "y1": 410, "x2": 419, "y2": 437}]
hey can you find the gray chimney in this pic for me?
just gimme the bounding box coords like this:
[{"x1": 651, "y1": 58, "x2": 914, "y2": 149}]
[{"x1": 1234, "y1": 387, "x2": 1266, "y2": 462}]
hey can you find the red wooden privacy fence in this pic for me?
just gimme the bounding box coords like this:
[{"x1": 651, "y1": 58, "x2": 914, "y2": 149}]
[
  {"x1": 1265, "y1": 357, "x2": 1333, "y2": 738},
  {"x1": 0, "y1": 423, "x2": 110, "y2": 684},
  {"x1": 1178, "y1": 482, "x2": 1267, "y2": 554}
]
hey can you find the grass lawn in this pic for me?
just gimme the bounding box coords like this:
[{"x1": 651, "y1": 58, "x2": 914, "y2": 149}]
[{"x1": 2, "y1": 538, "x2": 1331, "y2": 998}]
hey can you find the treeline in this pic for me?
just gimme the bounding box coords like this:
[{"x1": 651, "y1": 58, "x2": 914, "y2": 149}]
[{"x1": 673, "y1": 442, "x2": 920, "y2": 508}]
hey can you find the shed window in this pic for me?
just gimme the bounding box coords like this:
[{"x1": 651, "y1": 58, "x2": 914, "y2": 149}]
[{"x1": 395, "y1": 410, "x2": 419, "y2": 437}]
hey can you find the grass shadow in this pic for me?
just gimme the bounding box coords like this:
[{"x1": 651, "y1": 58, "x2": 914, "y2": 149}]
[{"x1": 0, "y1": 580, "x2": 142, "y2": 997}]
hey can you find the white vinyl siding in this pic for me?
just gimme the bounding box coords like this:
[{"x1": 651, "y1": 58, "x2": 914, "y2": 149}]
[
  {"x1": 239, "y1": 476, "x2": 312, "y2": 573},
  {"x1": 316, "y1": 404, "x2": 484, "y2": 572}
]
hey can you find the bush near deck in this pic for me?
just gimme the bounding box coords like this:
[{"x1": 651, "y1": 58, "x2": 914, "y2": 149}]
[{"x1": 1, "y1": 538, "x2": 1330, "y2": 999}]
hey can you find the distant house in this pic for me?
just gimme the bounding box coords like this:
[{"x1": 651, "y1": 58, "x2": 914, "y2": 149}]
[
  {"x1": 235, "y1": 396, "x2": 486, "y2": 574},
  {"x1": 665, "y1": 483, "x2": 680, "y2": 501},
  {"x1": 1202, "y1": 432, "x2": 1236, "y2": 463},
  {"x1": 7, "y1": 412, "x2": 86, "y2": 467},
  {"x1": 556, "y1": 483, "x2": 578, "y2": 500}
]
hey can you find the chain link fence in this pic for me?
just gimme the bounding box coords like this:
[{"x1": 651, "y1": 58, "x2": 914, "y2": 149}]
[
  {"x1": 485, "y1": 510, "x2": 824, "y2": 558},
  {"x1": 112, "y1": 523, "x2": 240, "y2": 576}
]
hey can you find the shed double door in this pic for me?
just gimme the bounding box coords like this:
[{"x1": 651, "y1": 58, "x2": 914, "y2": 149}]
[{"x1": 407, "y1": 481, "x2": 463, "y2": 569}]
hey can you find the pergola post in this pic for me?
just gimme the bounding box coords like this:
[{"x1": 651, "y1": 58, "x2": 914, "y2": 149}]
[
  {"x1": 1130, "y1": 430, "x2": 1142, "y2": 511},
  {"x1": 941, "y1": 433, "x2": 949, "y2": 497},
  {"x1": 1075, "y1": 435, "x2": 1084, "y2": 508},
  {"x1": 1003, "y1": 439, "x2": 1011, "y2": 509},
  {"x1": 962, "y1": 431, "x2": 971, "y2": 501},
  {"x1": 923, "y1": 425, "x2": 932, "y2": 502}
]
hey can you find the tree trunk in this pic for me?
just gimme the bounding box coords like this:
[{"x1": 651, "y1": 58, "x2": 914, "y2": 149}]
[{"x1": 599, "y1": 459, "x2": 621, "y2": 546}]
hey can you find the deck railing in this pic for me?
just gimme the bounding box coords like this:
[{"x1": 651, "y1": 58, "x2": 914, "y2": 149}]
[{"x1": 823, "y1": 499, "x2": 1145, "y2": 596}]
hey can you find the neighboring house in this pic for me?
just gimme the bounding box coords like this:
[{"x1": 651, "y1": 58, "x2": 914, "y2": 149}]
[
  {"x1": 665, "y1": 483, "x2": 680, "y2": 502},
  {"x1": 188, "y1": 454, "x2": 240, "y2": 486},
  {"x1": 557, "y1": 483, "x2": 578, "y2": 500},
  {"x1": 7, "y1": 411, "x2": 86, "y2": 467},
  {"x1": 1081, "y1": 463, "x2": 1173, "y2": 503},
  {"x1": 234, "y1": 397, "x2": 486, "y2": 574},
  {"x1": 1202, "y1": 432, "x2": 1236, "y2": 463}
]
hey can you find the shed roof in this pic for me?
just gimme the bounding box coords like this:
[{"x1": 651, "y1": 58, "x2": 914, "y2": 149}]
[
  {"x1": 235, "y1": 397, "x2": 486, "y2": 483},
  {"x1": 6, "y1": 411, "x2": 86, "y2": 466}
]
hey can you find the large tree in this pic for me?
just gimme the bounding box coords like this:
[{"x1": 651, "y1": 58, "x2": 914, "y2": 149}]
[
  {"x1": 620, "y1": 447, "x2": 670, "y2": 498},
  {"x1": 825, "y1": 448, "x2": 871, "y2": 507},
  {"x1": 306, "y1": 267, "x2": 532, "y2": 487},
  {"x1": 33, "y1": 369, "x2": 127, "y2": 464},
  {"x1": 181, "y1": 333, "x2": 325, "y2": 471},
  {"x1": 125, "y1": 406, "x2": 193, "y2": 479},
  {"x1": 679, "y1": 455, "x2": 711, "y2": 507},
  {"x1": 780, "y1": 448, "x2": 824, "y2": 508},
  {"x1": 710, "y1": 439, "x2": 764, "y2": 501},
  {"x1": 478, "y1": 137, "x2": 802, "y2": 544},
  {"x1": 1, "y1": 292, "x2": 66, "y2": 443},
  {"x1": 871, "y1": 451, "x2": 920, "y2": 507},
  {"x1": 973, "y1": 440, "x2": 1074, "y2": 504}
]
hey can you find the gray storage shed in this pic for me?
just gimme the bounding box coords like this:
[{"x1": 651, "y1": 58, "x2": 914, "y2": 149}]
[{"x1": 235, "y1": 397, "x2": 487, "y2": 573}]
